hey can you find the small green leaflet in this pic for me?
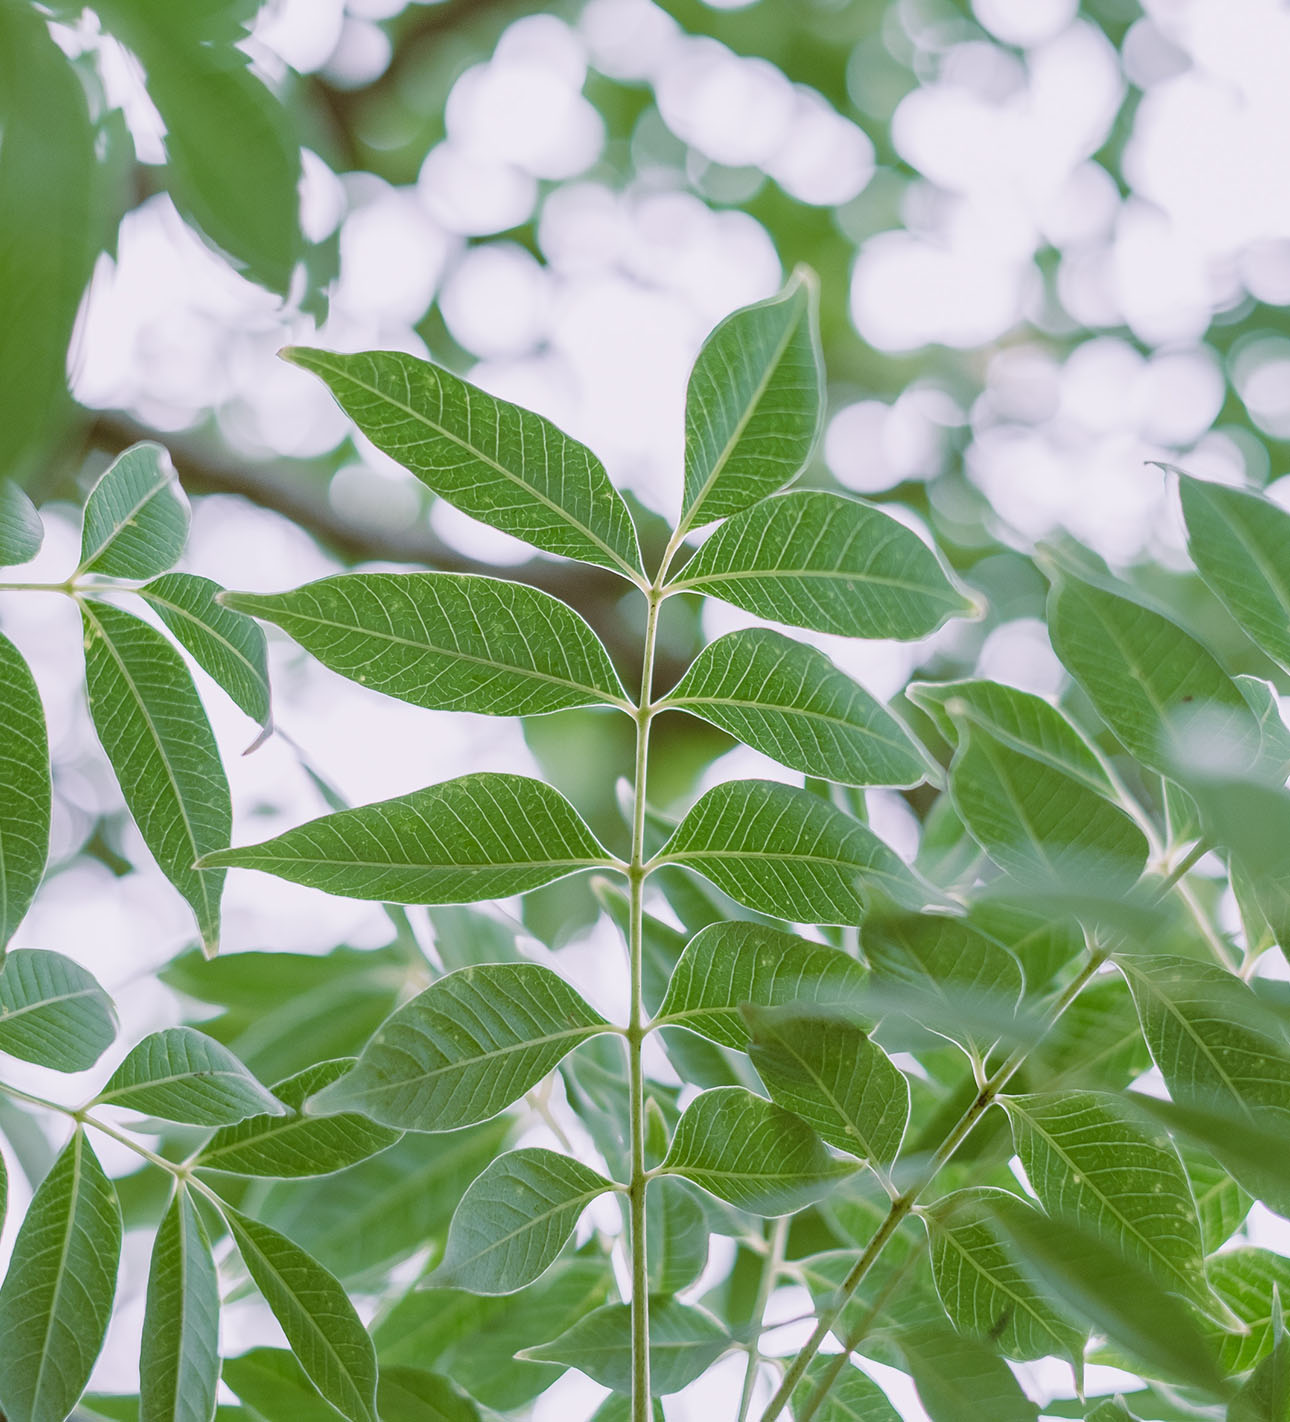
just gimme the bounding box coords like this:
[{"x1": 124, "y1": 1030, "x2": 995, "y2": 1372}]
[
  {"x1": 223, "y1": 572, "x2": 627, "y2": 717},
  {"x1": 680, "y1": 266, "x2": 822, "y2": 532},
  {"x1": 1002, "y1": 1090, "x2": 1213, "y2": 1312},
  {"x1": 307, "y1": 962, "x2": 611, "y2": 1131},
  {"x1": 795, "y1": 1357, "x2": 902, "y2": 1422},
  {"x1": 78, "y1": 442, "x2": 189, "y2": 579},
  {"x1": 670, "y1": 490, "x2": 975, "y2": 639},
  {"x1": 200, "y1": 772, "x2": 612, "y2": 904},
  {"x1": 744, "y1": 1004, "x2": 908, "y2": 1165},
  {"x1": 659, "y1": 1084, "x2": 856, "y2": 1215},
  {"x1": 282, "y1": 347, "x2": 645, "y2": 581},
  {"x1": 430, "y1": 1147, "x2": 616, "y2": 1294},
  {"x1": 657, "y1": 778, "x2": 924, "y2": 926},
  {"x1": 0, "y1": 948, "x2": 116, "y2": 1072},
  {"x1": 0, "y1": 632, "x2": 50, "y2": 946},
  {"x1": 923, "y1": 1187, "x2": 1086, "y2": 1364},
  {"x1": 1180, "y1": 1146, "x2": 1251, "y2": 1255},
  {"x1": 1178, "y1": 472, "x2": 1290, "y2": 673},
  {"x1": 948, "y1": 717, "x2": 1149, "y2": 892},
  {"x1": 221, "y1": 1205, "x2": 379, "y2": 1422},
  {"x1": 0, "y1": 479, "x2": 42, "y2": 565},
  {"x1": 1207, "y1": 1248, "x2": 1290, "y2": 1373},
  {"x1": 655, "y1": 919, "x2": 870, "y2": 1050},
  {"x1": 82, "y1": 599, "x2": 230, "y2": 953},
  {"x1": 646, "y1": 1177, "x2": 709, "y2": 1295},
  {"x1": 517, "y1": 1298, "x2": 729, "y2": 1394},
  {"x1": 894, "y1": 1320, "x2": 1039, "y2": 1422},
  {"x1": 140, "y1": 1188, "x2": 219, "y2": 1422},
  {"x1": 95, "y1": 1026, "x2": 286, "y2": 1126},
  {"x1": 1048, "y1": 572, "x2": 1261, "y2": 777},
  {"x1": 662, "y1": 629, "x2": 931, "y2": 787},
  {"x1": 142, "y1": 573, "x2": 271, "y2": 727},
  {"x1": 195, "y1": 1058, "x2": 400, "y2": 1177},
  {"x1": 377, "y1": 1366, "x2": 481, "y2": 1422},
  {"x1": 0, "y1": 1132, "x2": 122, "y2": 1422}
]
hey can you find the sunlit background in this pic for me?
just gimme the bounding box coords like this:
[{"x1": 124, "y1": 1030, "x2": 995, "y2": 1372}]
[{"x1": 4, "y1": 0, "x2": 1290, "y2": 1415}]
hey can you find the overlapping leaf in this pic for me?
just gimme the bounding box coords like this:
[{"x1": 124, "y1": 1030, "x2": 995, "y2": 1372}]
[
  {"x1": 0, "y1": 632, "x2": 50, "y2": 946},
  {"x1": 894, "y1": 1320, "x2": 1040, "y2": 1422},
  {"x1": 224, "y1": 572, "x2": 627, "y2": 716},
  {"x1": 670, "y1": 490, "x2": 974, "y2": 639},
  {"x1": 378, "y1": 1366, "x2": 481, "y2": 1422},
  {"x1": 646, "y1": 1178, "x2": 709, "y2": 1295},
  {"x1": 795, "y1": 1358, "x2": 903, "y2": 1422},
  {"x1": 283, "y1": 348, "x2": 644, "y2": 579},
  {"x1": 0, "y1": 948, "x2": 115, "y2": 1072},
  {"x1": 78, "y1": 443, "x2": 189, "y2": 579},
  {"x1": 0, "y1": 480, "x2": 42, "y2": 565},
  {"x1": 201, "y1": 772, "x2": 611, "y2": 904},
  {"x1": 140, "y1": 1188, "x2": 219, "y2": 1422}
]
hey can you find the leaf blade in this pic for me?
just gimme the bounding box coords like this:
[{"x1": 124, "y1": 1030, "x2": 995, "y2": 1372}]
[
  {"x1": 0, "y1": 633, "x2": 50, "y2": 946},
  {"x1": 79, "y1": 443, "x2": 189, "y2": 579},
  {"x1": 0, "y1": 949, "x2": 116, "y2": 1072},
  {"x1": 0, "y1": 480, "x2": 42, "y2": 566}
]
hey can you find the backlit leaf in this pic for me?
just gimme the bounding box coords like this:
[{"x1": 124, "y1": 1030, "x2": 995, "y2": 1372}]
[
  {"x1": 0, "y1": 632, "x2": 50, "y2": 946},
  {"x1": 377, "y1": 1366, "x2": 480, "y2": 1422},
  {"x1": 0, "y1": 949, "x2": 116, "y2": 1073},
  {"x1": 894, "y1": 1320, "x2": 1039, "y2": 1422},
  {"x1": 795, "y1": 1357, "x2": 903, "y2": 1422},
  {"x1": 646, "y1": 1178, "x2": 709, "y2": 1296},
  {"x1": 140, "y1": 1188, "x2": 219, "y2": 1422},
  {"x1": 0, "y1": 480, "x2": 42, "y2": 566},
  {"x1": 78, "y1": 443, "x2": 189, "y2": 579}
]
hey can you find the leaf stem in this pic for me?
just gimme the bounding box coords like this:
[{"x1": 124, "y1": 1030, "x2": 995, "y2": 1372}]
[{"x1": 736, "y1": 1215, "x2": 790, "y2": 1422}]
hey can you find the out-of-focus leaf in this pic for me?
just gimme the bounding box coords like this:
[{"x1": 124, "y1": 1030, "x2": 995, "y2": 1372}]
[
  {"x1": 376, "y1": 1367, "x2": 480, "y2": 1422},
  {"x1": 0, "y1": 633, "x2": 49, "y2": 947},
  {"x1": 140, "y1": 1188, "x2": 219, "y2": 1422},
  {"x1": 647, "y1": 1177, "x2": 709, "y2": 1295},
  {"x1": 893, "y1": 1319, "x2": 1039, "y2": 1422},
  {"x1": 0, "y1": 948, "x2": 115, "y2": 1072},
  {"x1": 0, "y1": 481, "x2": 42, "y2": 565},
  {"x1": 96, "y1": 1027, "x2": 284, "y2": 1126},
  {"x1": 222, "y1": 1348, "x2": 343, "y2": 1421},
  {"x1": 794, "y1": 1357, "x2": 903, "y2": 1422}
]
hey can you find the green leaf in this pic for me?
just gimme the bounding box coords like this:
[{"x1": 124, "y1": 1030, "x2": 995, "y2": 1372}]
[
  {"x1": 1230, "y1": 1329, "x2": 1290, "y2": 1422},
  {"x1": 222, "y1": 1205, "x2": 378, "y2": 1422},
  {"x1": 223, "y1": 572, "x2": 627, "y2": 717},
  {"x1": 430, "y1": 1147, "x2": 615, "y2": 1294},
  {"x1": 924, "y1": 1187, "x2": 1086, "y2": 1363},
  {"x1": 1116, "y1": 953, "x2": 1290, "y2": 1213},
  {"x1": 670, "y1": 490, "x2": 975, "y2": 639},
  {"x1": 1208, "y1": 1248, "x2": 1290, "y2": 1373},
  {"x1": 655, "y1": 919, "x2": 870, "y2": 1050},
  {"x1": 1081, "y1": 1403, "x2": 1141, "y2": 1422},
  {"x1": 517, "y1": 1297, "x2": 729, "y2": 1394},
  {"x1": 195, "y1": 1058, "x2": 400, "y2": 1177},
  {"x1": 1178, "y1": 473, "x2": 1290, "y2": 673},
  {"x1": 0, "y1": 480, "x2": 42, "y2": 565},
  {"x1": 140, "y1": 1188, "x2": 219, "y2": 1422},
  {"x1": 282, "y1": 348, "x2": 644, "y2": 580},
  {"x1": 82, "y1": 600, "x2": 230, "y2": 953},
  {"x1": 988, "y1": 1194, "x2": 1229, "y2": 1397},
  {"x1": 307, "y1": 962, "x2": 610, "y2": 1131},
  {"x1": 78, "y1": 443, "x2": 189, "y2": 579},
  {"x1": 1048, "y1": 573, "x2": 1261, "y2": 777},
  {"x1": 744, "y1": 1004, "x2": 908, "y2": 1165},
  {"x1": 894, "y1": 1320, "x2": 1039, "y2": 1422},
  {"x1": 948, "y1": 717, "x2": 1149, "y2": 891},
  {"x1": 646, "y1": 1177, "x2": 709, "y2": 1295},
  {"x1": 657, "y1": 779, "x2": 924, "y2": 926},
  {"x1": 199, "y1": 772, "x2": 611, "y2": 904},
  {"x1": 1180, "y1": 1146, "x2": 1251, "y2": 1255},
  {"x1": 0, "y1": 949, "x2": 116, "y2": 1071},
  {"x1": 377, "y1": 1366, "x2": 480, "y2": 1422},
  {"x1": 0, "y1": 632, "x2": 50, "y2": 946},
  {"x1": 680, "y1": 266, "x2": 822, "y2": 531},
  {"x1": 96, "y1": 1026, "x2": 285, "y2": 1126},
  {"x1": 660, "y1": 1085, "x2": 856, "y2": 1214},
  {"x1": 795, "y1": 1357, "x2": 903, "y2": 1422},
  {"x1": 0, "y1": 1132, "x2": 122, "y2": 1422},
  {"x1": 662, "y1": 629, "x2": 931, "y2": 787},
  {"x1": 1002, "y1": 1090, "x2": 1213, "y2": 1311},
  {"x1": 141, "y1": 573, "x2": 271, "y2": 727},
  {"x1": 222, "y1": 1348, "x2": 342, "y2": 1421}
]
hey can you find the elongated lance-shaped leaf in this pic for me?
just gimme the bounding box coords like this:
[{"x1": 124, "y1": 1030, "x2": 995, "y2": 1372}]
[
  {"x1": 908, "y1": 678, "x2": 1117, "y2": 798},
  {"x1": 894, "y1": 1320, "x2": 1040, "y2": 1422},
  {"x1": 924, "y1": 1187, "x2": 1086, "y2": 1364},
  {"x1": 140, "y1": 1187, "x2": 219, "y2": 1422},
  {"x1": 862, "y1": 909, "x2": 1025, "y2": 1057},
  {"x1": 1002, "y1": 1091, "x2": 1215, "y2": 1313},
  {"x1": 196, "y1": 1057, "x2": 400, "y2": 1177},
  {"x1": 949, "y1": 717, "x2": 1149, "y2": 892},
  {"x1": 988, "y1": 1193, "x2": 1229, "y2": 1397},
  {"x1": 517, "y1": 1298, "x2": 729, "y2": 1394},
  {"x1": 669, "y1": 490, "x2": 975, "y2": 639},
  {"x1": 429, "y1": 1148, "x2": 616, "y2": 1294},
  {"x1": 82, "y1": 600, "x2": 230, "y2": 953},
  {"x1": 659, "y1": 1084, "x2": 856, "y2": 1214},
  {"x1": 1116, "y1": 952, "x2": 1290, "y2": 1213},
  {"x1": 141, "y1": 573, "x2": 271, "y2": 727},
  {"x1": 308, "y1": 962, "x2": 611, "y2": 1131},
  {"x1": 282, "y1": 347, "x2": 644, "y2": 580},
  {"x1": 1178, "y1": 471, "x2": 1290, "y2": 672},
  {"x1": 0, "y1": 480, "x2": 42, "y2": 565},
  {"x1": 0, "y1": 1132, "x2": 122, "y2": 1422},
  {"x1": 655, "y1": 919, "x2": 871, "y2": 1051},
  {"x1": 1048, "y1": 572, "x2": 1261, "y2": 777},
  {"x1": 223, "y1": 572, "x2": 627, "y2": 717},
  {"x1": 222, "y1": 1204, "x2": 378, "y2": 1422},
  {"x1": 200, "y1": 772, "x2": 612, "y2": 904},
  {"x1": 646, "y1": 1177, "x2": 709, "y2": 1295},
  {"x1": 0, "y1": 632, "x2": 50, "y2": 946},
  {"x1": 0, "y1": 949, "x2": 116, "y2": 1071},
  {"x1": 657, "y1": 778, "x2": 926, "y2": 926},
  {"x1": 680, "y1": 266, "x2": 822, "y2": 531},
  {"x1": 744, "y1": 1004, "x2": 908, "y2": 1165},
  {"x1": 78, "y1": 442, "x2": 189, "y2": 578},
  {"x1": 378, "y1": 1366, "x2": 481, "y2": 1422},
  {"x1": 96, "y1": 1026, "x2": 285, "y2": 1126},
  {"x1": 796, "y1": 1357, "x2": 903, "y2": 1422},
  {"x1": 662, "y1": 629, "x2": 932, "y2": 787}
]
